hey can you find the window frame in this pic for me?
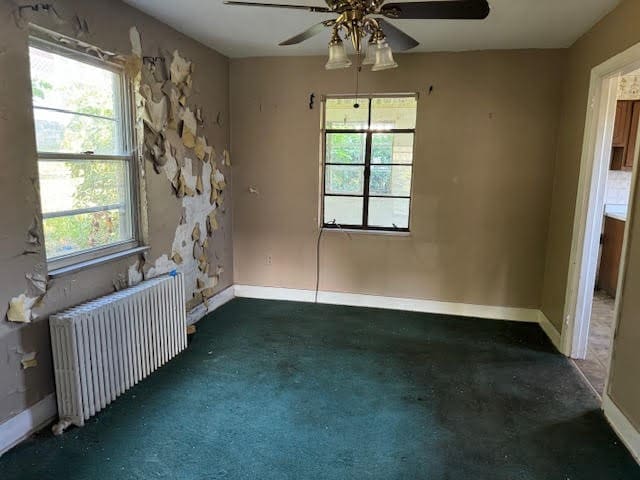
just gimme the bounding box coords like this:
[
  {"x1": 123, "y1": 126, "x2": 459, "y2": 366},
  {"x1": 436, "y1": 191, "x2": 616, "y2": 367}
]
[
  {"x1": 29, "y1": 35, "x2": 142, "y2": 272},
  {"x1": 321, "y1": 94, "x2": 417, "y2": 233}
]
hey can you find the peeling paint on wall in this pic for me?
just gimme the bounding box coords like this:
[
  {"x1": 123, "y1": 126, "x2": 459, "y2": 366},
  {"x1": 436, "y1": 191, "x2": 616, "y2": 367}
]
[
  {"x1": 127, "y1": 260, "x2": 144, "y2": 286},
  {"x1": 170, "y1": 50, "x2": 192, "y2": 86},
  {"x1": 25, "y1": 271, "x2": 47, "y2": 296},
  {"x1": 20, "y1": 352, "x2": 38, "y2": 369},
  {"x1": 24, "y1": 216, "x2": 42, "y2": 255},
  {"x1": 7, "y1": 242, "x2": 49, "y2": 323},
  {"x1": 7, "y1": 294, "x2": 39, "y2": 323},
  {"x1": 127, "y1": 31, "x2": 229, "y2": 312}
]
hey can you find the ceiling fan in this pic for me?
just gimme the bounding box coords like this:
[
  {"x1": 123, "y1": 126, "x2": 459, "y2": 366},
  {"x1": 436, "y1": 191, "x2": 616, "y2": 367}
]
[{"x1": 223, "y1": 0, "x2": 491, "y2": 70}]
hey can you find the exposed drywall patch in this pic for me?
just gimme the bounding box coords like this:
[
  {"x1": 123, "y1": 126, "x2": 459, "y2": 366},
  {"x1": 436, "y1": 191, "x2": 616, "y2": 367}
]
[
  {"x1": 21, "y1": 352, "x2": 38, "y2": 370},
  {"x1": 7, "y1": 264, "x2": 48, "y2": 323},
  {"x1": 146, "y1": 254, "x2": 177, "y2": 280},
  {"x1": 127, "y1": 260, "x2": 144, "y2": 286},
  {"x1": 207, "y1": 211, "x2": 219, "y2": 235},
  {"x1": 123, "y1": 26, "x2": 143, "y2": 78},
  {"x1": 141, "y1": 86, "x2": 168, "y2": 134},
  {"x1": 129, "y1": 25, "x2": 142, "y2": 58},
  {"x1": 210, "y1": 168, "x2": 226, "y2": 205},
  {"x1": 180, "y1": 107, "x2": 197, "y2": 149},
  {"x1": 191, "y1": 222, "x2": 201, "y2": 242},
  {"x1": 7, "y1": 294, "x2": 39, "y2": 323},
  {"x1": 194, "y1": 136, "x2": 215, "y2": 164},
  {"x1": 170, "y1": 50, "x2": 192, "y2": 86}
]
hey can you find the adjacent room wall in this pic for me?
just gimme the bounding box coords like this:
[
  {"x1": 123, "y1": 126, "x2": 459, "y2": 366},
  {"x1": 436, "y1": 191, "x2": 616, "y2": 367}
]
[
  {"x1": 0, "y1": 0, "x2": 232, "y2": 426},
  {"x1": 230, "y1": 50, "x2": 565, "y2": 309},
  {"x1": 539, "y1": 0, "x2": 640, "y2": 429}
]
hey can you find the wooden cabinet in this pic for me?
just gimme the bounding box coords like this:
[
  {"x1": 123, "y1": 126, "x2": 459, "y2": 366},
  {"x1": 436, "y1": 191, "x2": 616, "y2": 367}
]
[
  {"x1": 611, "y1": 100, "x2": 640, "y2": 171},
  {"x1": 613, "y1": 100, "x2": 632, "y2": 147},
  {"x1": 625, "y1": 101, "x2": 640, "y2": 169},
  {"x1": 598, "y1": 216, "x2": 626, "y2": 297}
]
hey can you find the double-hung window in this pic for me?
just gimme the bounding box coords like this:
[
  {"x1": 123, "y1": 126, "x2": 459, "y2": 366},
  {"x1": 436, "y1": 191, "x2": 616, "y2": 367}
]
[
  {"x1": 29, "y1": 39, "x2": 138, "y2": 270},
  {"x1": 322, "y1": 95, "x2": 417, "y2": 232}
]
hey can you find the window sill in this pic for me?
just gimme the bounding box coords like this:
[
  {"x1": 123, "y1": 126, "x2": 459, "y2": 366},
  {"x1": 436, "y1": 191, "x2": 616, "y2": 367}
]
[
  {"x1": 48, "y1": 245, "x2": 150, "y2": 279},
  {"x1": 322, "y1": 228, "x2": 411, "y2": 237}
]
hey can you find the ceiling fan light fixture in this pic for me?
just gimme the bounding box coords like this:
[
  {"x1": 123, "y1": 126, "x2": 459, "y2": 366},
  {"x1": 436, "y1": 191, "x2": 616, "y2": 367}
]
[
  {"x1": 325, "y1": 31, "x2": 352, "y2": 70},
  {"x1": 361, "y1": 40, "x2": 377, "y2": 65},
  {"x1": 371, "y1": 40, "x2": 397, "y2": 71}
]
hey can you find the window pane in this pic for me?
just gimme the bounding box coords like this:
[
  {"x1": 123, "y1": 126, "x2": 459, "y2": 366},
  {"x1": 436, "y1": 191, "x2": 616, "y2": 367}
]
[
  {"x1": 371, "y1": 97, "x2": 417, "y2": 130},
  {"x1": 29, "y1": 46, "x2": 122, "y2": 155},
  {"x1": 326, "y1": 133, "x2": 366, "y2": 164},
  {"x1": 325, "y1": 165, "x2": 364, "y2": 195},
  {"x1": 371, "y1": 133, "x2": 414, "y2": 164},
  {"x1": 38, "y1": 160, "x2": 129, "y2": 215},
  {"x1": 324, "y1": 196, "x2": 363, "y2": 226},
  {"x1": 370, "y1": 165, "x2": 412, "y2": 196},
  {"x1": 368, "y1": 198, "x2": 410, "y2": 229},
  {"x1": 29, "y1": 46, "x2": 118, "y2": 118},
  {"x1": 34, "y1": 108, "x2": 118, "y2": 154},
  {"x1": 43, "y1": 209, "x2": 132, "y2": 259},
  {"x1": 325, "y1": 98, "x2": 369, "y2": 130}
]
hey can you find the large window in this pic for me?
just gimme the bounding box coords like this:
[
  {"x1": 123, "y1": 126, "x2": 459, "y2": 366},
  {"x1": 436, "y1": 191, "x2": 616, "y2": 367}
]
[
  {"x1": 29, "y1": 40, "x2": 138, "y2": 269},
  {"x1": 322, "y1": 95, "x2": 417, "y2": 231}
]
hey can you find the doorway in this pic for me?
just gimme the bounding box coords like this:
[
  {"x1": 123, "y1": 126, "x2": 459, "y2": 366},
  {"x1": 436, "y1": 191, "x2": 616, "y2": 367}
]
[{"x1": 562, "y1": 49, "x2": 640, "y2": 398}]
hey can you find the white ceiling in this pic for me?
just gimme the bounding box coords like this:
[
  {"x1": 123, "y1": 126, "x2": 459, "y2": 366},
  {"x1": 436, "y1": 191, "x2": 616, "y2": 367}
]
[{"x1": 123, "y1": 0, "x2": 622, "y2": 58}]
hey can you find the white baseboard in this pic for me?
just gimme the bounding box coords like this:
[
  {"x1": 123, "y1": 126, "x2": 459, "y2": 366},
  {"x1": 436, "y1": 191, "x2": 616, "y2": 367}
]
[
  {"x1": 233, "y1": 285, "x2": 540, "y2": 323},
  {"x1": 233, "y1": 285, "x2": 316, "y2": 303},
  {"x1": 603, "y1": 393, "x2": 640, "y2": 464},
  {"x1": 0, "y1": 394, "x2": 56, "y2": 457},
  {"x1": 186, "y1": 285, "x2": 235, "y2": 325},
  {"x1": 537, "y1": 311, "x2": 563, "y2": 352}
]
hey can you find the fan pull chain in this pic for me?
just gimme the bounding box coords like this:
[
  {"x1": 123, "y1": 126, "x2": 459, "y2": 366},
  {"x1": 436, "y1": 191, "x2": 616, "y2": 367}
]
[{"x1": 354, "y1": 53, "x2": 361, "y2": 109}]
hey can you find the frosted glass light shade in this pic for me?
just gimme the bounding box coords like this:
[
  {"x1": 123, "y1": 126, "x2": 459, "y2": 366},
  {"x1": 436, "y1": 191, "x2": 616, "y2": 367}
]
[
  {"x1": 371, "y1": 41, "x2": 397, "y2": 71},
  {"x1": 325, "y1": 42, "x2": 352, "y2": 70},
  {"x1": 362, "y1": 42, "x2": 376, "y2": 65}
]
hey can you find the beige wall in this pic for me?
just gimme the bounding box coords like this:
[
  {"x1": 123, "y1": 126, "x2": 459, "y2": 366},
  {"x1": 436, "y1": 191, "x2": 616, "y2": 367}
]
[
  {"x1": 612, "y1": 171, "x2": 640, "y2": 429},
  {"x1": 0, "y1": 0, "x2": 232, "y2": 424},
  {"x1": 541, "y1": 0, "x2": 640, "y2": 333},
  {"x1": 539, "y1": 0, "x2": 640, "y2": 430},
  {"x1": 231, "y1": 50, "x2": 565, "y2": 308}
]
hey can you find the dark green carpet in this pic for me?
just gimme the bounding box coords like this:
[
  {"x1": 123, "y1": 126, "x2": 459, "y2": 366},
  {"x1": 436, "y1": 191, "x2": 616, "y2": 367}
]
[{"x1": 2, "y1": 298, "x2": 639, "y2": 479}]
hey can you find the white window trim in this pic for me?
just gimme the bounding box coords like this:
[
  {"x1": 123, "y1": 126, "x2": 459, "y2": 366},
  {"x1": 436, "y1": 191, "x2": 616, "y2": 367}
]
[{"x1": 29, "y1": 33, "x2": 145, "y2": 273}]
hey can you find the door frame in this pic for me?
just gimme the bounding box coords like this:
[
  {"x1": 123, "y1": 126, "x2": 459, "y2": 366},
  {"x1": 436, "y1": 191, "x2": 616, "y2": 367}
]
[{"x1": 562, "y1": 42, "x2": 640, "y2": 362}]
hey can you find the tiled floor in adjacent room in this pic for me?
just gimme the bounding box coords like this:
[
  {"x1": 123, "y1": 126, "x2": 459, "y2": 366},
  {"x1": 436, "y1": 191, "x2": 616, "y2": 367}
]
[{"x1": 574, "y1": 290, "x2": 616, "y2": 396}]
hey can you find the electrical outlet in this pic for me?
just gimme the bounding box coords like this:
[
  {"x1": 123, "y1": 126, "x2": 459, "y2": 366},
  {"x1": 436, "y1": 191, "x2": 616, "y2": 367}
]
[{"x1": 266, "y1": 255, "x2": 272, "y2": 265}]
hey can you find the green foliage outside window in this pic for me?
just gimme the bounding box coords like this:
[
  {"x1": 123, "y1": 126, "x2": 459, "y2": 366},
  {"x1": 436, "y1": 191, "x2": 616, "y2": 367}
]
[
  {"x1": 327, "y1": 133, "x2": 395, "y2": 195},
  {"x1": 32, "y1": 60, "x2": 129, "y2": 259}
]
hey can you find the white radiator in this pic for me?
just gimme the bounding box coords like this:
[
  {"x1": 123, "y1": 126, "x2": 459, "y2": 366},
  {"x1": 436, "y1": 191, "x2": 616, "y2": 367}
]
[{"x1": 49, "y1": 273, "x2": 186, "y2": 434}]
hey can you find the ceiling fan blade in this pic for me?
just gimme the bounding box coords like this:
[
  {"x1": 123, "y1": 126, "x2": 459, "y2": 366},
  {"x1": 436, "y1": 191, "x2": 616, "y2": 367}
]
[
  {"x1": 279, "y1": 21, "x2": 334, "y2": 45},
  {"x1": 223, "y1": 1, "x2": 331, "y2": 12},
  {"x1": 380, "y1": 0, "x2": 490, "y2": 20},
  {"x1": 377, "y1": 19, "x2": 419, "y2": 51}
]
